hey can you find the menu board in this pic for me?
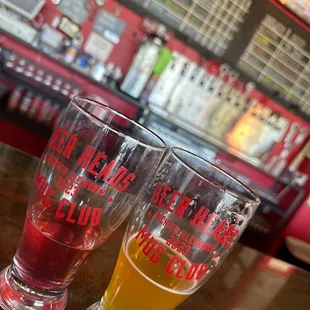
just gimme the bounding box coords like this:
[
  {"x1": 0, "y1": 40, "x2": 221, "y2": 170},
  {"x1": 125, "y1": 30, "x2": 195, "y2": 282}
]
[
  {"x1": 238, "y1": 14, "x2": 310, "y2": 115},
  {"x1": 121, "y1": 0, "x2": 252, "y2": 57}
]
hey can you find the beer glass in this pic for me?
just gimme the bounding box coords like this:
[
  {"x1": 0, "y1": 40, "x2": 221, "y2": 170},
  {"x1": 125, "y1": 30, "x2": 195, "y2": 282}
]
[
  {"x1": 0, "y1": 97, "x2": 166, "y2": 310},
  {"x1": 88, "y1": 148, "x2": 260, "y2": 310}
]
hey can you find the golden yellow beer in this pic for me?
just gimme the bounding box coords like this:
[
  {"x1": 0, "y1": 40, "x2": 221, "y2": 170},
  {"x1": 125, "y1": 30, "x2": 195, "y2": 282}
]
[{"x1": 102, "y1": 237, "x2": 194, "y2": 310}]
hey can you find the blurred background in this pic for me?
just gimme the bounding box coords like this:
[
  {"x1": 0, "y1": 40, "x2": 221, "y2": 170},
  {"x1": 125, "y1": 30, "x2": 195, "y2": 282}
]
[{"x1": 0, "y1": 0, "x2": 309, "y2": 270}]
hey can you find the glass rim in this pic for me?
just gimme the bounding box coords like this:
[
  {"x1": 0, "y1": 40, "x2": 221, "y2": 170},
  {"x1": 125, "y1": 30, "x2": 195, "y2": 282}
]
[
  {"x1": 72, "y1": 96, "x2": 167, "y2": 150},
  {"x1": 171, "y1": 148, "x2": 261, "y2": 205}
]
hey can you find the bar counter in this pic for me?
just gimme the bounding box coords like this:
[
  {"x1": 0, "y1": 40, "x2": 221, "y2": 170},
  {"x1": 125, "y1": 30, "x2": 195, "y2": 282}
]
[{"x1": 0, "y1": 142, "x2": 309, "y2": 310}]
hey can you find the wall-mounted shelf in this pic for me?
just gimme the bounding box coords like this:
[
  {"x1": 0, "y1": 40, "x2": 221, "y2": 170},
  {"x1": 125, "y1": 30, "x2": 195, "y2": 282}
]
[
  {"x1": 0, "y1": 29, "x2": 145, "y2": 113},
  {"x1": 0, "y1": 68, "x2": 69, "y2": 108}
]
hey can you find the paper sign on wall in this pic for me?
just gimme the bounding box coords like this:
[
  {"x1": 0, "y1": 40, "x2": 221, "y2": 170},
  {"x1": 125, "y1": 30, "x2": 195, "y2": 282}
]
[
  {"x1": 84, "y1": 32, "x2": 114, "y2": 63},
  {"x1": 93, "y1": 9, "x2": 126, "y2": 44},
  {"x1": 58, "y1": 0, "x2": 89, "y2": 24}
]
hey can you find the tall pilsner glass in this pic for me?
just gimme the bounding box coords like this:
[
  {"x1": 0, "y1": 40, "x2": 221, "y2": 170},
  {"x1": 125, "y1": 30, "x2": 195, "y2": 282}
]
[
  {"x1": 0, "y1": 97, "x2": 166, "y2": 310},
  {"x1": 88, "y1": 148, "x2": 260, "y2": 310}
]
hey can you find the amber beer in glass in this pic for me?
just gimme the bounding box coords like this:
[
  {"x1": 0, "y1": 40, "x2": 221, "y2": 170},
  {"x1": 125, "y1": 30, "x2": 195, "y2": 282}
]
[
  {"x1": 88, "y1": 148, "x2": 260, "y2": 310},
  {"x1": 0, "y1": 97, "x2": 166, "y2": 310}
]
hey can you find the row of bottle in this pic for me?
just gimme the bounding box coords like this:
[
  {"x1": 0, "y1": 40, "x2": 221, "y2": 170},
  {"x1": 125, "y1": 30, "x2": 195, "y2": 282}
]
[
  {"x1": 90, "y1": 61, "x2": 123, "y2": 87},
  {"x1": 7, "y1": 87, "x2": 62, "y2": 128},
  {"x1": 4, "y1": 51, "x2": 82, "y2": 98},
  {"x1": 52, "y1": 34, "x2": 125, "y2": 86},
  {"x1": 148, "y1": 52, "x2": 290, "y2": 158},
  {"x1": 226, "y1": 103, "x2": 289, "y2": 159}
]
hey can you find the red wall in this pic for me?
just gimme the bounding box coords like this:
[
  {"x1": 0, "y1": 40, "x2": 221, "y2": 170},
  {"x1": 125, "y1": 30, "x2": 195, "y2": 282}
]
[
  {"x1": 0, "y1": 0, "x2": 208, "y2": 115},
  {"x1": 284, "y1": 194, "x2": 310, "y2": 243}
]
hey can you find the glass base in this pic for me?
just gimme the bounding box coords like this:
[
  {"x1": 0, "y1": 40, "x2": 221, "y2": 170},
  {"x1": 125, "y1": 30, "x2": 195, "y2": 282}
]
[
  {"x1": 87, "y1": 301, "x2": 100, "y2": 310},
  {"x1": 0, "y1": 266, "x2": 68, "y2": 310}
]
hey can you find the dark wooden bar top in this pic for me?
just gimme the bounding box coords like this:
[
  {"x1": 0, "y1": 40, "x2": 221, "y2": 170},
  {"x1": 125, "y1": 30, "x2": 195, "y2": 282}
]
[{"x1": 0, "y1": 142, "x2": 309, "y2": 310}]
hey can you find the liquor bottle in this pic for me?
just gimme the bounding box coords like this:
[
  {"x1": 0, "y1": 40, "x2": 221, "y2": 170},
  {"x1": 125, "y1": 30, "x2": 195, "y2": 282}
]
[
  {"x1": 186, "y1": 71, "x2": 210, "y2": 127},
  {"x1": 216, "y1": 82, "x2": 256, "y2": 140},
  {"x1": 8, "y1": 86, "x2": 24, "y2": 111},
  {"x1": 108, "y1": 66, "x2": 123, "y2": 88},
  {"x1": 52, "y1": 78, "x2": 63, "y2": 92},
  {"x1": 15, "y1": 58, "x2": 27, "y2": 73},
  {"x1": 140, "y1": 48, "x2": 173, "y2": 105},
  {"x1": 195, "y1": 64, "x2": 227, "y2": 130},
  {"x1": 207, "y1": 73, "x2": 242, "y2": 138},
  {"x1": 61, "y1": 82, "x2": 72, "y2": 97},
  {"x1": 44, "y1": 100, "x2": 54, "y2": 125},
  {"x1": 148, "y1": 52, "x2": 187, "y2": 109},
  {"x1": 64, "y1": 44, "x2": 79, "y2": 64},
  {"x1": 104, "y1": 62, "x2": 115, "y2": 84},
  {"x1": 35, "y1": 69, "x2": 45, "y2": 83},
  {"x1": 259, "y1": 116, "x2": 289, "y2": 162},
  {"x1": 5, "y1": 53, "x2": 17, "y2": 69},
  {"x1": 226, "y1": 101, "x2": 265, "y2": 154},
  {"x1": 43, "y1": 73, "x2": 54, "y2": 87},
  {"x1": 247, "y1": 107, "x2": 273, "y2": 156},
  {"x1": 167, "y1": 61, "x2": 197, "y2": 114},
  {"x1": 177, "y1": 67, "x2": 206, "y2": 124},
  {"x1": 121, "y1": 36, "x2": 163, "y2": 99},
  {"x1": 51, "y1": 104, "x2": 61, "y2": 128},
  {"x1": 28, "y1": 95, "x2": 43, "y2": 119},
  {"x1": 25, "y1": 64, "x2": 36, "y2": 78},
  {"x1": 19, "y1": 91, "x2": 34, "y2": 114},
  {"x1": 38, "y1": 99, "x2": 51, "y2": 123},
  {"x1": 92, "y1": 62, "x2": 106, "y2": 82}
]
